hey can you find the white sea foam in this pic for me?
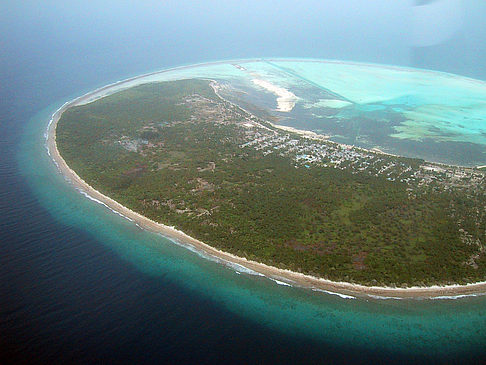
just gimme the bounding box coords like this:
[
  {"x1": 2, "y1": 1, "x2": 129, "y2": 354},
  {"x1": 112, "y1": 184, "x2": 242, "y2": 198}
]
[
  {"x1": 45, "y1": 117, "x2": 54, "y2": 151},
  {"x1": 269, "y1": 278, "x2": 292, "y2": 287},
  {"x1": 312, "y1": 288, "x2": 356, "y2": 299},
  {"x1": 163, "y1": 235, "x2": 220, "y2": 263},
  {"x1": 166, "y1": 225, "x2": 190, "y2": 237},
  {"x1": 429, "y1": 293, "x2": 484, "y2": 300},
  {"x1": 77, "y1": 189, "x2": 134, "y2": 222},
  {"x1": 367, "y1": 294, "x2": 403, "y2": 300},
  {"x1": 367, "y1": 292, "x2": 486, "y2": 300},
  {"x1": 224, "y1": 262, "x2": 265, "y2": 277},
  {"x1": 78, "y1": 189, "x2": 106, "y2": 205},
  {"x1": 158, "y1": 235, "x2": 268, "y2": 278}
]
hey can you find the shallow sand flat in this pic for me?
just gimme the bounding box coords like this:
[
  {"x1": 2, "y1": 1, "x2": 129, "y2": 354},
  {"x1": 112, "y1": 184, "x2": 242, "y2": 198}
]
[
  {"x1": 251, "y1": 78, "x2": 298, "y2": 112},
  {"x1": 47, "y1": 61, "x2": 486, "y2": 299},
  {"x1": 304, "y1": 99, "x2": 353, "y2": 109},
  {"x1": 270, "y1": 59, "x2": 486, "y2": 105},
  {"x1": 269, "y1": 59, "x2": 486, "y2": 144}
]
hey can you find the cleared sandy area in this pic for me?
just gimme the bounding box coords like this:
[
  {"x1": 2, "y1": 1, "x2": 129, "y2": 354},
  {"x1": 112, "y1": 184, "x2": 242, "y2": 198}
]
[{"x1": 46, "y1": 68, "x2": 486, "y2": 300}]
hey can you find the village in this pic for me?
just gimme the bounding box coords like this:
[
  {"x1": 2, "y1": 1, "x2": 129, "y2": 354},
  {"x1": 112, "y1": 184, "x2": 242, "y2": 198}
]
[
  {"x1": 162, "y1": 89, "x2": 486, "y2": 194},
  {"x1": 234, "y1": 113, "x2": 486, "y2": 193},
  {"x1": 116, "y1": 87, "x2": 486, "y2": 197}
]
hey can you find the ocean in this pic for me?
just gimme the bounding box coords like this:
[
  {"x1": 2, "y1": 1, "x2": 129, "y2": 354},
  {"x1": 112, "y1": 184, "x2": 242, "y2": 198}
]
[{"x1": 2, "y1": 2, "x2": 486, "y2": 364}]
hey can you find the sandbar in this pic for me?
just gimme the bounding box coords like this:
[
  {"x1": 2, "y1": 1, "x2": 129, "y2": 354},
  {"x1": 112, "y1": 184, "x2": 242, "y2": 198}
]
[{"x1": 252, "y1": 78, "x2": 298, "y2": 112}]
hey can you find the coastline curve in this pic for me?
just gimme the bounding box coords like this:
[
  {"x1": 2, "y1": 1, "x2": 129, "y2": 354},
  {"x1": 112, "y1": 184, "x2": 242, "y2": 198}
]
[{"x1": 46, "y1": 59, "x2": 486, "y2": 299}]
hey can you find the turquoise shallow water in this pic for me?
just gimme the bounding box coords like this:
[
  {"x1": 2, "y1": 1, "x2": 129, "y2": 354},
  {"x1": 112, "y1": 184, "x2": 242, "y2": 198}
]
[
  {"x1": 69, "y1": 59, "x2": 486, "y2": 152},
  {"x1": 17, "y1": 60, "x2": 486, "y2": 361},
  {"x1": 142, "y1": 59, "x2": 486, "y2": 165}
]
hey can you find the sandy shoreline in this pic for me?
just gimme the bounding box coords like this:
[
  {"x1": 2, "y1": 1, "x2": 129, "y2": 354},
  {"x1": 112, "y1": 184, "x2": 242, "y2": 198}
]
[{"x1": 46, "y1": 63, "x2": 486, "y2": 299}]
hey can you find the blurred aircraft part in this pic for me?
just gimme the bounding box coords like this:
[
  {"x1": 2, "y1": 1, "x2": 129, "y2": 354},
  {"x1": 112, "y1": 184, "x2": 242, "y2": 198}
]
[{"x1": 411, "y1": 0, "x2": 463, "y2": 47}]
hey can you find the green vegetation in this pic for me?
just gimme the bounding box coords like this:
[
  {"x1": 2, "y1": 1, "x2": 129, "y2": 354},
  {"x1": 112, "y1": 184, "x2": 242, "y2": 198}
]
[{"x1": 57, "y1": 79, "x2": 486, "y2": 286}]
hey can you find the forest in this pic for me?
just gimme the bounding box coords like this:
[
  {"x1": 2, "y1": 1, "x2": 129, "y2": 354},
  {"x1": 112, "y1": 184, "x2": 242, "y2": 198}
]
[{"x1": 56, "y1": 79, "x2": 486, "y2": 286}]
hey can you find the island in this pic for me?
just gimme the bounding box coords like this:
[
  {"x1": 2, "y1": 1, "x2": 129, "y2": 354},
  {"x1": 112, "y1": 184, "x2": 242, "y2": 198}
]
[{"x1": 49, "y1": 67, "x2": 486, "y2": 298}]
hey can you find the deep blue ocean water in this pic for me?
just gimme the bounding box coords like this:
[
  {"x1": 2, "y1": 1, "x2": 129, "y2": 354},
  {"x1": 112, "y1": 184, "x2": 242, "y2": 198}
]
[{"x1": 2, "y1": 2, "x2": 486, "y2": 364}]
